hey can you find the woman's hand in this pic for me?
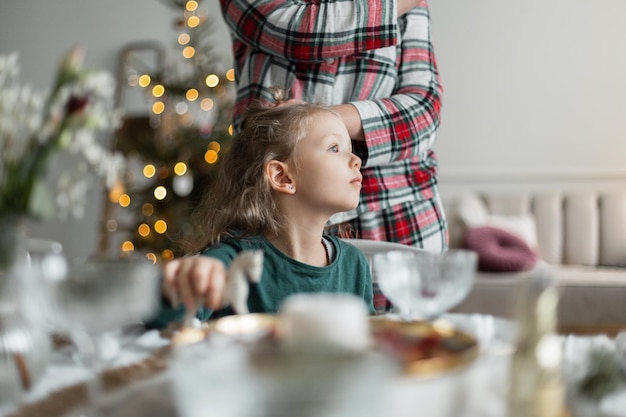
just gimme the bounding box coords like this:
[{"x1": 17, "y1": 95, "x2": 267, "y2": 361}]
[
  {"x1": 397, "y1": 0, "x2": 422, "y2": 16},
  {"x1": 162, "y1": 256, "x2": 227, "y2": 312}
]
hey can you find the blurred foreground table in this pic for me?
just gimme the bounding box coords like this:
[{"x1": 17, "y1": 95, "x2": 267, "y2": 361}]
[{"x1": 1, "y1": 314, "x2": 624, "y2": 417}]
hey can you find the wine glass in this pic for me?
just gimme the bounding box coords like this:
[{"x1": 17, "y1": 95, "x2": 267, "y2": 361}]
[
  {"x1": 372, "y1": 250, "x2": 478, "y2": 321},
  {"x1": 50, "y1": 255, "x2": 161, "y2": 415}
]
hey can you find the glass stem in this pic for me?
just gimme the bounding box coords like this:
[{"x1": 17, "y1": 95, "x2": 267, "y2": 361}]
[{"x1": 71, "y1": 329, "x2": 106, "y2": 417}]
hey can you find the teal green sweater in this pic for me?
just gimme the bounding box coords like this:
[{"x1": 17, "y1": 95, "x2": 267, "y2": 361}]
[{"x1": 146, "y1": 235, "x2": 374, "y2": 328}]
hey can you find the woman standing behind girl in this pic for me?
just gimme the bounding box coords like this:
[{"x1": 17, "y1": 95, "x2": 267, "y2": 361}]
[{"x1": 150, "y1": 92, "x2": 374, "y2": 328}]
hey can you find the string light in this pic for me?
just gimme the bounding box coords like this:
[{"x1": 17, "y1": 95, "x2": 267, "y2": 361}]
[
  {"x1": 106, "y1": 219, "x2": 118, "y2": 232},
  {"x1": 204, "y1": 149, "x2": 218, "y2": 164},
  {"x1": 186, "y1": 1, "x2": 198, "y2": 12},
  {"x1": 138, "y1": 223, "x2": 151, "y2": 237},
  {"x1": 182, "y1": 46, "x2": 195, "y2": 59},
  {"x1": 143, "y1": 164, "x2": 156, "y2": 178},
  {"x1": 200, "y1": 98, "x2": 214, "y2": 111},
  {"x1": 186, "y1": 89, "x2": 199, "y2": 101},
  {"x1": 118, "y1": 194, "x2": 131, "y2": 207},
  {"x1": 175, "y1": 101, "x2": 189, "y2": 115},
  {"x1": 208, "y1": 141, "x2": 220, "y2": 152},
  {"x1": 154, "y1": 220, "x2": 168, "y2": 234},
  {"x1": 157, "y1": 166, "x2": 170, "y2": 179},
  {"x1": 187, "y1": 15, "x2": 200, "y2": 28},
  {"x1": 162, "y1": 249, "x2": 174, "y2": 261},
  {"x1": 154, "y1": 186, "x2": 167, "y2": 200},
  {"x1": 122, "y1": 241, "x2": 135, "y2": 252},
  {"x1": 146, "y1": 253, "x2": 158, "y2": 264},
  {"x1": 174, "y1": 162, "x2": 188, "y2": 176},
  {"x1": 152, "y1": 84, "x2": 165, "y2": 97},
  {"x1": 205, "y1": 74, "x2": 219, "y2": 88},
  {"x1": 142, "y1": 203, "x2": 154, "y2": 217},
  {"x1": 152, "y1": 101, "x2": 165, "y2": 114},
  {"x1": 178, "y1": 33, "x2": 190, "y2": 45},
  {"x1": 127, "y1": 74, "x2": 139, "y2": 87},
  {"x1": 138, "y1": 74, "x2": 151, "y2": 87},
  {"x1": 108, "y1": 180, "x2": 124, "y2": 203},
  {"x1": 226, "y1": 68, "x2": 236, "y2": 81}
]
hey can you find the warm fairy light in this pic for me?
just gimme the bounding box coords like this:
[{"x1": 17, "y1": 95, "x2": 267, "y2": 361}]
[
  {"x1": 158, "y1": 166, "x2": 170, "y2": 179},
  {"x1": 146, "y1": 253, "x2": 158, "y2": 264},
  {"x1": 182, "y1": 46, "x2": 195, "y2": 59},
  {"x1": 175, "y1": 101, "x2": 189, "y2": 115},
  {"x1": 178, "y1": 33, "x2": 190, "y2": 45},
  {"x1": 138, "y1": 74, "x2": 151, "y2": 87},
  {"x1": 228, "y1": 124, "x2": 233, "y2": 135},
  {"x1": 118, "y1": 194, "x2": 131, "y2": 207},
  {"x1": 143, "y1": 164, "x2": 156, "y2": 178},
  {"x1": 138, "y1": 223, "x2": 151, "y2": 237},
  {"x1": 106, "y1": 219, "x2": 118, "y2": 232},
  {"x1": 186, "y1": 0, "x2": 198, "y2": 11},
  {"x1": 162, "y1": 249, "x2": 174, "y2": 261},
  {"x1": 108, "y1": 180, "x2": 124, "y2": 203},
  {"x1": 186, "y1": 89, "x2": 199, "y2": 101},
  {"x1": 174, "y1": 162, "x2": 188, "y2": 176},
  {"x1": 208, "y1": 141, "x2": 220, "y2": 152},
  {"x1": 205, "y1": 74, "x2": 219, "y2": 87},
  {"x1": 226, "y1": 68, "x2": 235, "y2": 81},
  {"x1": 142, "y1": 203, "x2": 154, "y2": 217},
  {"x1": 127, "y1": 74, "x2": 139, "y2": 87},
  {"x1": 200, "y1": 98, "x2": 214, "y2": 111},
  {"x1": 154, "y1": 220, "x2": 168, "y2": 234},
  {"x1": 204, "y1": 149, "x2": 218, "y2": 164},
  {"x1": 154, "y1": 186, "x2": 167, "y2": 200},
  {"x1": 152, "y1": 101, "x2": 165, "y2": 114},
  {"x1": 152, "y1": 84, "x2": 165, "y2": 97},
  {"x1": 122, "y1": 241, "x2": 135, "y2": 252},
  {"x1": 187, "y1": 15, "x2": 200, "y2": 28}
]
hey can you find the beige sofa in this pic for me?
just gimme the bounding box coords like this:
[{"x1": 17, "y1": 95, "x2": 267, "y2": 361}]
[{"x1": 444, "y1": 191, "x2": 626, "y2": 333}]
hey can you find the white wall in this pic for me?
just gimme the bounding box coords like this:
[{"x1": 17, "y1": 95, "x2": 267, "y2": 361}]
[
  {"x1": 428, "y1": 0, "x2": 626, "y2": 194},
  {"x1": 1, "y1": 0, "x2": 625, "y2": 260}
]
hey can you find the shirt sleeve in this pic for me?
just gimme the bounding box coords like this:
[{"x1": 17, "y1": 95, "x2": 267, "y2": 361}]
[
  {"x1": 351, "y1": 5, "x2": 443, "y2": 167},
  {"x1": 219, "y1": 0, "x2": 398, "y2": 62}
]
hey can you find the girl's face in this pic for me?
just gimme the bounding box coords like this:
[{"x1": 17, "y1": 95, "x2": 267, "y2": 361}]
[{"x1": 290, "y1": 111, "x2": 362, "y2": 216}]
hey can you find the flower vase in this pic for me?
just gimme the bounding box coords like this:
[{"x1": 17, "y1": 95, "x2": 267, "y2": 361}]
[
  {"x1": 0, "y1": 216, "x2": 52, "y2": 408},
  {"x1": 0, "y1": 215, "x2": 29, "y2": 310}
]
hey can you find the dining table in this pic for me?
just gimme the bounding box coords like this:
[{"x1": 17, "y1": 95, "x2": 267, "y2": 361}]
[{"x1": 1, "y1": 313, "x2": 625, "y2": 417}]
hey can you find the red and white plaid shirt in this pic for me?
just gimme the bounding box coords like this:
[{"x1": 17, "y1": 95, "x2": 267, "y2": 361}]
[{"x1": 220, "y1": 0, "x2": 443, "y2": 228}]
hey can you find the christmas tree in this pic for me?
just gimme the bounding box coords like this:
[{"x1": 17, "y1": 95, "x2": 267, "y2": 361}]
[{"x1": 100, "y1": 0, "x2": 235, "y2": 263}]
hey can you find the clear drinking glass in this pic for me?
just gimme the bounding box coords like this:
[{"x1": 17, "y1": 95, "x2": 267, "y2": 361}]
[
  {"x1": 51, "y1": 255, "x2": 161, "y2": 415},
  {"x1": 372, "y1": 250, "x2": 478, "y2": 321}
]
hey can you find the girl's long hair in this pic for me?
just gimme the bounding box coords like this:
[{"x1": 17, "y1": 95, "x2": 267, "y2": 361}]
[{"x1": 182, "y1": 95, "x2": 331, "y2": 253}]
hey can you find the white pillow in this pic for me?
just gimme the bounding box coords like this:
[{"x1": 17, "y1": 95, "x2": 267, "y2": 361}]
[
  {"x1": 456, "y1": 194, "x2": 539, "y2": 251},
  {"x1": 482, "y1": 214, "x2": 539, "y2": 251},
  {"x1": 457, "y1": 194, "x2": 489, "y2": 227}
]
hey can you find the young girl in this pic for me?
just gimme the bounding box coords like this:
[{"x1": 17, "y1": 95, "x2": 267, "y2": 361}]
[{"x1": 149, "y1": 92, "x2": 373, "y2": 328}]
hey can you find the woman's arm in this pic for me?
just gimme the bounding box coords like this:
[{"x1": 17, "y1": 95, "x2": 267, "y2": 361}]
[
  {"x1": 346, "y1": 5, "x2": 443, "y2": 166},
  {"x1": 219, "y1": 0, "x2": 398, "y2": 62}
]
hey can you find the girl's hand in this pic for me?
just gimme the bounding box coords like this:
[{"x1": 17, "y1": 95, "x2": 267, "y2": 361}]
[{"x1": 162, "y1": 256, "x2": 227, "y2": 312}]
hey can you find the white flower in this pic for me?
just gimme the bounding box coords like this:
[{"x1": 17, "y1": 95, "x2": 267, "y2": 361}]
[{"x1": 0, "y1": 48, "x2": 126, "y2": 220}]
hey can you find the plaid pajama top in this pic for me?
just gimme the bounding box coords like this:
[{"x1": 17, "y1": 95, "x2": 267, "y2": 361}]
[{"x1": 219, "y1": 0, "x2": 444, "y2": 227}]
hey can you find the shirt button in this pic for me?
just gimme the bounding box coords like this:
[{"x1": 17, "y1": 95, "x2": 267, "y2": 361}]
[{"x1": 325, "y1": 58, "x2": 335, "y2": 64}]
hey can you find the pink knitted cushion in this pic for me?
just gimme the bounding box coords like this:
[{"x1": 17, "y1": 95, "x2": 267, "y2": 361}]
[{"x1": 463, "y1": 226, "x2": 538, "y2": 273}]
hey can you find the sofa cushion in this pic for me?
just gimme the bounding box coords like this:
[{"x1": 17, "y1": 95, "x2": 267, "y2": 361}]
[
  {"x1": 456, "y1": 193, "x2": 539, "y2": 250},
  {"x1": 453, "y1": 265, "x2": 626, "y2": 326},
  {"x1": 463, "y1": 226, "x2": 538, "y2": 273}
]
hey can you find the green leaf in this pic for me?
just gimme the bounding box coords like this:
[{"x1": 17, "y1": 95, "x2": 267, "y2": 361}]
[{"x1": 27, "y1": 180, "x2": 55, "y2": 219}]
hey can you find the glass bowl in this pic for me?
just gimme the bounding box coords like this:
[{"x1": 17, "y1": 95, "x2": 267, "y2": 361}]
[{"x1": 372, "y1": 250, "x2": 478, "y2": 321}]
